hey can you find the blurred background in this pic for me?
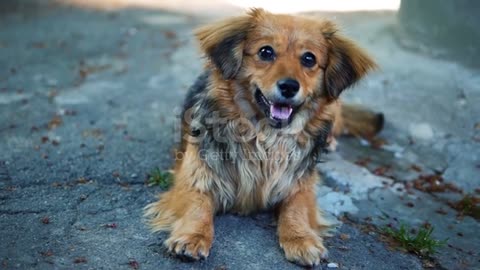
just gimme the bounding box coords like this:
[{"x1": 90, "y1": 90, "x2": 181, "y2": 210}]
[{"x1": 1, "y1": 1, "x2": 479, "y2": 269}]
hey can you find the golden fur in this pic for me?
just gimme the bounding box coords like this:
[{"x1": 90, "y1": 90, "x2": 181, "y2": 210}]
[{"x1": 145, "y1": 8, "x2": 381, "y2": 266}]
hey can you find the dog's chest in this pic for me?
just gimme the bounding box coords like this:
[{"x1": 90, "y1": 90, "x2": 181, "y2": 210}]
[{"x1": 209, "y1": 130, "x2": 314, "y2": 212}]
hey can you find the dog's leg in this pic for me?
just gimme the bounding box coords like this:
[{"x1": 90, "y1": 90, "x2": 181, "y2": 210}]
[
  {"x1": 145, "y1": 142, "x2": 217, "y2": 260},
  {"x1": 277, "y1": 173, "x2": 329, "y2": 266},
  {"x1": 145, "y1": 188, "x2": 214, "y2": 260}
]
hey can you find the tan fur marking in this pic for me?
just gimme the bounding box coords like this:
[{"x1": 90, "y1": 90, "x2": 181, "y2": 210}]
[{"x1": 277, "y1": 172, "x2": 329, "y2": 266}]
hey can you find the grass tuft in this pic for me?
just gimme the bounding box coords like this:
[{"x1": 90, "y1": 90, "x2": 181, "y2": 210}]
[
  {"x1": 384, "y1": 224, "x2": 447, "y2": 256},
  {"x1": 147, "y1": 168, "x2": 173, "y2": 190}
]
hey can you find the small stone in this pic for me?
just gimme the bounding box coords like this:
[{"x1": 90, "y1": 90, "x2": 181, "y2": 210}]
[
  {"x1": 46, "y1": 79, "x2": 58, "y2": 87},
  {"x1": 327, "y1": 262, "x2": 339, "y2": 268},
  {"x1": 359, "y1": 139, "x2": 370, "y2": 146},
  {"x1": 409, "y1": 123, "x2": 434, "y2": 140}
]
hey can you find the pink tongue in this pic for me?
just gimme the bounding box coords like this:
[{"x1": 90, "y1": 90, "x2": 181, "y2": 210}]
[{"x1": 270, "y1": 104, "x2": 293, "y2": 120}]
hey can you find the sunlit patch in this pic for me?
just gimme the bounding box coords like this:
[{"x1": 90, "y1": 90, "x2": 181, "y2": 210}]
[
  {"x1": 141, "y1": 15, "x2": 189, "y2": 25},
  {"x1": 227, "y1": 0, "x2": 400, "y2": 13},
  {"x1": 56, "y1": 0, "x2": 241, "y2": 15}
]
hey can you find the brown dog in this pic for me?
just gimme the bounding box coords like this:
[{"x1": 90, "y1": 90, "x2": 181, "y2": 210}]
[{"x1": 145, "y1": 8, "x2": 382, "y2": 266}]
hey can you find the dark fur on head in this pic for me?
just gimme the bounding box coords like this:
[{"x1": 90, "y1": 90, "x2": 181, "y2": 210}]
[
  {"x1": 196, "y1": 9, "x2": 377, "y2": 97},
  {"x1": 321, "y1": 21, "x2": 377, "y2": 98}
]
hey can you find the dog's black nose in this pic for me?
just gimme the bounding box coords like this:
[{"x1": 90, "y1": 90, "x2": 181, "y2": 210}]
[{"x1": 277, "y1": 78, "x2": 300, "y2": 99}]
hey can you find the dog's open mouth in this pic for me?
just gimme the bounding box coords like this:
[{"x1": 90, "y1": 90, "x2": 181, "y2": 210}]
[
  {"x1": 255, "y1": 88, "x2": 295, "y2": 128},
  {"x1": 270, "y1": 104, "x2": 293, "y2": 120}
]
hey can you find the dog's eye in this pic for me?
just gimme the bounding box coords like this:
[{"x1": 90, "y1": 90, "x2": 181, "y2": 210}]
[
  {"x1": 258, "y1": 46, "x2": 276, "y2": 61},
  {"x1": 301, "y1": 52, "x2": 316, "y2": 68}
]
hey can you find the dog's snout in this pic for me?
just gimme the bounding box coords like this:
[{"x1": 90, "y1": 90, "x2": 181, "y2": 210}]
[{"x1": 277, "y1": 78, "x2": 300, "y2": 99}]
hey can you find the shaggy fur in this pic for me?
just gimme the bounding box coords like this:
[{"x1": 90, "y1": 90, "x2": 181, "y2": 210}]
[{"x1": 145, "y1": 8, "x2": 382, "y2": 266}]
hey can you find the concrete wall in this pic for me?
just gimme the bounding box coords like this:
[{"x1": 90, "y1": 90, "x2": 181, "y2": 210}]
[{"x1": 399, "y1": 0, "x2": 480, "y2": 68}]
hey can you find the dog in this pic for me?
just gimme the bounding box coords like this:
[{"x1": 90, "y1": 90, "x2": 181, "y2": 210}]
[{"x1": 145, "y1": 8, "x2": 383, "y2": 266}]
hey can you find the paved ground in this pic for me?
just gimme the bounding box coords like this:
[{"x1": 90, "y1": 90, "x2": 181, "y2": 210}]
[{"x1": 1, "y1": 1, "x2": 479, "y2": 269}]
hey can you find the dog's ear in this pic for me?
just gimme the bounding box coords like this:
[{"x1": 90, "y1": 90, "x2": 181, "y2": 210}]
[
  {"x1": 321, "y1": 22, "x2": 377, "y2": 98},
  {"x1": 195, "y1": 9, "x2": 263, "y2": 80}
]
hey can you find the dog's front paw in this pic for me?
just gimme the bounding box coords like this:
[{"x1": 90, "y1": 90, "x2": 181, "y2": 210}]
[
  {"x1": 280, "y1": 234, "x2": 328, "y2": 267},
  {"x1": 165, "y1": 233, "x2": 212, "y2": 261}
]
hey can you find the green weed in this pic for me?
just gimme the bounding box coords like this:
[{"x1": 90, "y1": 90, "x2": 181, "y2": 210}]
[
  {"x1": 148, "y1": 168, "x2": 173, "y2": 190},
  {"x1": 384, "y1": 224, "x2": 447, "y2": 255}
]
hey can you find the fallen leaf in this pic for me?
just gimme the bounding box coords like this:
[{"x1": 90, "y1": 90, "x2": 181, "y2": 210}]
[
  {"x1": 41, "y1": 216, "x2": 50, "y2": 224},
  {"x1": 103, "y1": 223, "x2": 117, "y2": 229},
  {"x1": 76, "y1": 177, "x2": 89, "y2": 184},
  {"x1": 78, "y1": 64, "x2": 111, "y2": 79},
  {"x1": 40, "y1": 250, "x2": 54, "y2": 257},
  {"x1": 412, "y1": 174, "x2": 462, "y2": 193},
  {"x1": 163, "y1": 30, "x2": 177, "y2": 39},
  {"x1": 448, "y1": 195, "x2": 480, "y2": 220},
  {"x1": 354, "y1": 157, "x2": 371, "y2": 167},
  {"x1": 73, "y1": 257, "x2": 87, "y2": 264},
  {"x1": 47, "y1": 115, "x2": 62, "y2": 129},
  {"x1": 128, "y1": 259, "x2": 139, "y2": 269},
  {"x1": 410, "y1": 164, "x2": 422, "y2": 172},
  {"x1": 370, "y1": 137, "x2": 387, "y2": 148},
  {"x1": 421, "y1": 223, "x2": 431, "y2": 230},
  {"x1": 373, "y1": 165, "x2": 391, "y2": 176}
]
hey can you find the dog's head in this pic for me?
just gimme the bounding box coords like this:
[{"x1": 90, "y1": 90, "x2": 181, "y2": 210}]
[{"x1": 195, "y1": 9, "x2": 376, "y2": 128}]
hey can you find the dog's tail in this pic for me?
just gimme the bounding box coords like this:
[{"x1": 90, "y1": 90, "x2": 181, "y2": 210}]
[{"x1": 333, "y1": 103, "x2": 384, "y2": 140}]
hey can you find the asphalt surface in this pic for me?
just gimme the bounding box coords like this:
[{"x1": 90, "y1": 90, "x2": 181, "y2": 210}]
[{"x1": 1, "y1": 1, "x2": 479, "y2": 269}]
